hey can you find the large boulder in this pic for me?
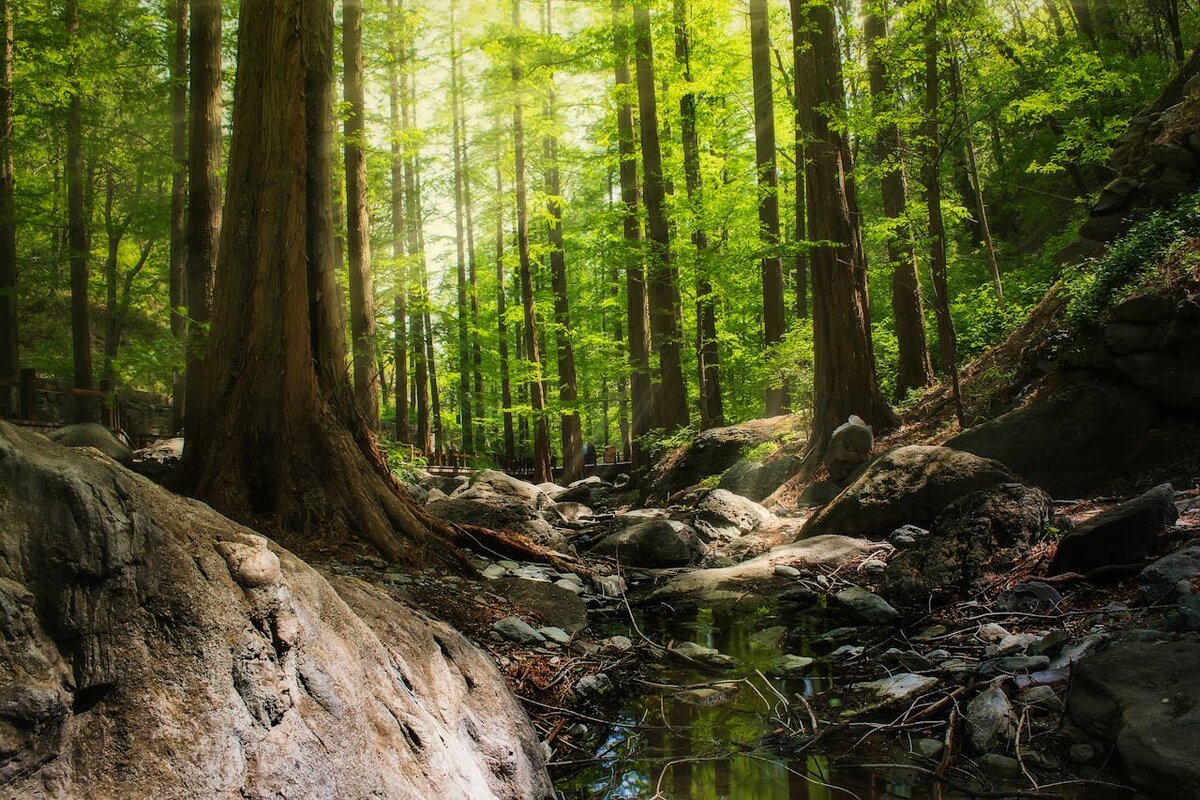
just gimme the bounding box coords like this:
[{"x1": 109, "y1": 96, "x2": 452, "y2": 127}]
[
  {"x1": 948, "y1": 385, "x2": 1163, "y2": 499},
  {"x1": 641, "y1": 415, "x2": 798, "y2": 503},
  {"x1": 1048, "y1": 483, "x2": 1177, "y2": 575},
  {"x1": 824, "y1": 415, "x2": 873, "y2": 482},
  {"x1": 798, "y1": 446, "x2": 1023, "y2": 541},
  {"x1": 0, "y1": 422, "x2": 551, "y2": 799},
  {"x1": 689, "y1": 488, "x2": 774, "y2": 541},
  {"x1": 426, "y1": 470, "x2": 564, "y2": 548},
  {"x1": 44, "y1": 422, "x2": 132, "y2": 464},
  {"x1": 718, "y1": 454, "x2": 801, "y2": 502},
  {"x1": 1067, "y1": 631, "x2": 1200, "y2": 799},
  {"x1": 882, "y1": 483, "x2": 1054, "y2": 603},
  {"x1": 590, "y1": 518, "x2": 704, "y2": 568}
]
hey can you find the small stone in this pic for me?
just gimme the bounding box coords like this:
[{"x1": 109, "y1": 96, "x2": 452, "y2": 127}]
[
  {"x1": 978, "y1": 623, "x2": 1010, "y2": 643},
  {"x1": 538, "y1": 626, "x2": 572, "y2": 644},
  {"x1": 491, "y1": 616, "x2": 546, "y2": 644},
  {"x1": 982, "y1": 655, "x2": 1051, "y2": 675},
  {"x1": 774, "y1": 564, "x2": 802, "y2": 578},
  {"x1": 912, "y1": 738, "x2": 945, "y2": 759},
  {"x1": 924, "y1": 648, "x2": 951, "y2": 660},
  {"x1": 812, "y1": 627, "x2": 864, "y2": 654},
  {"x1": 829, "y1": 645, "x2": 865, "y2": 660},
  {"x1": 675, "y1": 686, "x2": 738, "y2": 707},
  {"x1": 979, "y1": 753, "x2": 1023, "y2": 779},
  {"x1": 815, "y1": 574, "x2": 832, "y2": 589},
  {"x1": 860, "y1": 558, "x2": 887, "y2": 573},
  {"x1": 991, "y1": 633, "x2": 1041, "y2": 656},
  {"x1": 482, "y1": 564, "x2": 508, "y2": 579},
  {"x1": 889, "y1": 524, "x2": 930, "y2": 547},
  {"x1": 601, "y1": 635, "x2": 633, "y2": 652},
  {"x1": 853, "y1": 673, "x2": 938, "y2": 703},
  {"x1": 498, "y1": 560, "x2": 521, "y2": 571},
  {"x1": 1069, "y1": 743, "x2": 1096, "y2": 764},
  {"x1": 768, "y1": 655, "x2": 815, "y2": 676},
  {"x1": 554, "y1": 579, "x2": 585, "y2": 595},
  {"x1": 1022, "y1": 750, "x2": 1060, "y2": 770},
  {"x1": 575, "y1": 673, "x2": 613, "y2": 701},
  {"x1": 779, "y1": 586, "x2": 818, "y2": 605},
  {"x1": 669, "y1": 641, "x2": 736, "y2": 669},
  {"x1": 966, "y1": 684, "x2": 1016, "y2": 752},
  {"x1": 1017, "y1": 685, "x2": 1064, "y2": 712},
  {"x1": 749, "y1": 626, "x2": 787, "y2": 648},
  {"x1": 566, "y1": 723, "x2": 587, "y2": 737},
  {"x1": 834, "y1": 586, "x2": 899, "y2": 625}
]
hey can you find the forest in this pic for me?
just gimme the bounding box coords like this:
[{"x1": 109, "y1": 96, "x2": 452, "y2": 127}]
[{"x1": 2, "y1": 0, "x2": 1200, "y2": 797}]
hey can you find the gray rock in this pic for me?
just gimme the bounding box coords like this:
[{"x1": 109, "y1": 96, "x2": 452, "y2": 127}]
[
  {"x1": 889, "y1": 524, "x2": 930, "y2": 547},
  {"x1": 553, "y1": 578, "x2": 585, "y2": 595},
  {"x1": 1104, "y1": 321, "x2": 1162, "y2": 355},
  {"x1": 591, "y1": 518, "x2": 704, "y2": 568},
  {"x1": 997, "y1": 580, "x2": 1063, "y2": 613},
  {"x1": 797, "y1": 479, "x2": 842, "y2": 508},
  {"x1": 778, "y1": 586, "x2": 818, "y2": 605},
  {"x1": 538, "y1": 626, "x2": 572, "y2": 645},
  {"x1": 45, "y1": 422, "x2": 132, "y2": 464},
  {"x1": 1017, "y1": 685, "x2": 1064, "y2": 712},
  {"x1": 0, "y1": 422, "x2": 552, "y2": 799},
  {"x1": 575, "y1": 673, "x2": 613, "y2": 701},
  {"x1": 774, "y1": 564, "x2": 802, "y2": 578},
  {"x1": 690, "y1": 488, "x2": 774, "y2": 541},
  {"x1": 494, "y1": 577, "x2": 588, "y2": 634},
  {"x1": 834, "y1": 586, "x2": 899, "y2": 625},
  {"x1": 979, "y1": 753, "x2": 1023, "y2": 779},
  {"x1": 601, "y1": 635, "x2": 634, "y2": 652},
  {"x1": 1112, "y1": 293, "x2": 1179, "y2": 323},
  {"x1": 912, "y1": 738, "x2": 945, "y2": 760},
  {"x1": 982, "y1": 655, "x2": 1050, "y2": 675},
  {"x1": 668, "y1": 641, "x2": 736, "y2": 669},
  {"x1": 948, "y1": 384, "x2": 1163, "y2": 500},
  {"x1": 1092, "y1": 176, "x2": 1138, "y2": 215},
  {"x1": 483, "y1": 563, "x2": 509, "y2": 579},
  {"x1": 853, "y1": 673, "x2": 938, "y2": 703},
  {"x1": 1068, "y1": 631, "x2": 1200, "y2": 798},
  {"x1": 799, "y1": 446, "x2": 1022, "y2": 541},
  {"x1": 1049, "y1": 484, "x2": 1177, "y2": 575},
  {"x1": 719, "y1": 455, "x2": 802, "y2": 502},
  {"x1": 966, "y1": 684, "x2": 1016, "y2": 753},
  {"x1": 768, "y1": 654, "x2": 814, "y2": 676},
  {"x1": 1140, "y1": 545, "x2": 1200, "y2": 603},
  {"x1": 1115, "y1": 352, "x2": 1200, "y2": 410},
  {"x1": 492, "y1": 616, "x2": 547, "y2": 644},
  {"x1": 825, "y1": 415, "x2": 874, "y2": 481},
  {"x1": 1069, "y1": 743, "x2": 1096, "y2": 764}
]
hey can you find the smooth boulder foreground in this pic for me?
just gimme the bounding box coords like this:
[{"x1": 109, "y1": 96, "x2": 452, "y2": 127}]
[{"x1": 0, "y1": 422, "x2": 552, "y2": 799}]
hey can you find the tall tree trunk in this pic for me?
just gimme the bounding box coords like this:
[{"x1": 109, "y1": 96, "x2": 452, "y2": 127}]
[
  {"x1": 102, "y1": 172, "x2": 126, "y2": 386},
  {"x1": 459, "y1": 71, "x2": 484, "y2": 453},
  {"x1": 495, "y1": 165, "x2": 515, "y2": 462},
  {"x1": 632, "y1": 0, "x2": 688, "y2": 432},
  {"x1": 387, "y1": 0, "x2": 408, "y2": 442},
  {"x1": 797, "y1": 0, "x2": 896, "y2": 455},
  {"x1": 0, "y1": 0, "x2": 16, "y2": 413},
  {"x1": 182, "y1": 0, "x2": 460, "y2": 565},
  {"x1": 343, "y1": 0, "x2": 380, "y2": 430},
  {"x1": 787, "y1": 0, "x2": 808, "y2": 321},
  {"x1": 185, "y1": 0, "x2": 221, "y2": 437},
  {"x1": 416, "y1": 164, "x2": 444, "y2": 452},
  {"x1": 613, "y1": 0, "x2": 651, "y2": 467},
  {"x1": 675, "y1": 0, "x2": 722, "y2": 430},
  {"x1": 864, "y1": 3, "x2": 933, "y2": 400},
  {"x1": 512, "y1": 0, "x2": 552, "y2": 482},
  {"x1": 401, "y1": 39, "x2": 430, "y2": 453},
  {"x1": 168, "y1": 0, "x2": 188, "y2": 432},
  {"x1": 542, "y1": 0, "x2": 583, "y2": 483},
  {"x1": 67, "y1": 0, "x2": 92, "y2": 423},
  {"x1": 749, "y1": 0, "x2": 787, "y2": 417},
  {"x1": 922, "y1": 3, "x2": 964, "y2": 425},
  {"x1": 449, "y1": 1, "x2": 474, "y2": 452}
]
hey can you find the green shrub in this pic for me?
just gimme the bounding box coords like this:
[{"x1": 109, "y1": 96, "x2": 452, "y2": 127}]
[{"x1": 381, "y1": 440, "x2": 428, "y2": 484}]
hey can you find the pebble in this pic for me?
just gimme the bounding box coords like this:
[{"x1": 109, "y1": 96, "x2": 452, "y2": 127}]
[
  {"x1": 491, "y1": 616, "x2": 546, "y2": 644},
  {"x1": 669, "y1": 641, "x2": 736, "y2": 669},
  {"x1": 912, "y1": 738, "x2": 944, "y2": 759},
  {"x1": 768, "y1": 654, "x2": 815, "y2": 676},
  {"x1": 860, "y1": 558, "x2": 888, "y2": 573},
  {"x1": 482, "y1": 564, "x2": 508, "y2": 579},
  {"x1": 979, "y1": 753, "x2": 1023, "y2": 779},
  {"x1": 575, "y1": 673, "x2": 613, "y2": 700},
  {"x1": 538, "y1": 626, "x2": 572, "y2": 645},
  {"x1": 1016, "y1": 685, "x2": 1064, "y2": 712},
  {"x1": 1069, "y1": 743, "x2": 1096, "y2": 764},
  {"x1": 977, "y1": 623, "x2": 1010, "y2": 642},
  {"x1": 774, "y1": 564, "x2": 802, "y2": 578},
  {"x1": 602, "y1": 635, "x2": 634, "y2": 652}
]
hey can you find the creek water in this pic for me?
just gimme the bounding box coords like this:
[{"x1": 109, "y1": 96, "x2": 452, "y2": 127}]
[{"x1": 552, "y1": 600, "x2": 1132, "y2": 800}]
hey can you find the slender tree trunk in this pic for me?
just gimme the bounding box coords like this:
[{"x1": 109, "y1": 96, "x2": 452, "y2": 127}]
[
  {"x1": 181, "y1": 0, "x2": 460, "y2": 566},
  {"x1": 343, "y1": 0, "x2": 379, "y2": 430},
  {"x1": 542, "y1": 0, "x2": 583, "y2": 483},
  {"x1": 400, "y1": 39, "x2": 430, "y2": 453},
  {"x1": 864, "y1": 4, "x2": 933, "y2": 400},
  {"x1": 787, "y1": 0, "x2": 808, "y2": 322},
  {"x1": 459, "y1": 72, "x2": 484, "y2": 453},
  {"x1": 512, "y1": 0, "x2": 552, "y2": 482},
  {"x1": 415, "y1": 164, "x2": 444, "y2": 452},
  {"x1": 495, "y1": 165, "x2": 515, "y2": 462},
  {"x1": 797, "y1": 0, "x2": 896, "y2": 455},
  {"x1": 387, "y1": 0, "x2": 408, "y2": 442},
  {"x1": 0, "y1": 0, "x2": 16, "y2": 413},
  {"x1": 675, "y1": 0, "x2": 722, "y2": 430},
  {"x1": 185, "y1": 0, "x2": 221, "y2": 437},
  {"x1": 922, "y1": 3, "x2": 964, "y2": 425},
  {"x1": 633, "y1": 0, "x2": 687, "y2": 433},
  {"x1": 613, "y1": 0, "x2": 651, "y2": 468},
  {"x1": 449, "y1": 1, "x2": 474, "y2": 452},
  {"x1": 749, "y1": 0, "x2": 787, "y2": 417},
  {"x1": 1044, "y1": 0, "x2": 1066, "y2": 37},
  {"x1": 102, "y1": 172, "x2": 126, "y2": 386},
  {"x1": 168, "y1": 0, "x2": 188, "y2": 431},
  {"x1": 66, "y1": 0, "x2": 93, "y2": 423}
]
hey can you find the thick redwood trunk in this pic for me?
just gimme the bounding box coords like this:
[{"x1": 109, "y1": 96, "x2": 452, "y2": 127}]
[
  {"x1": 797, "y1": 0, "x2": 896, "y2": 454},
  {"x1": 343, "y1": 0, "x2": 380, "y2": 430},
  {"x1": 749, "y1": 0, "x2": 787, "y2": 417},
  {"x1": 183, "y1": 0, "x2": 459, "y2": 566},
  {"x1": 185, "y1": 0, "x2": 221, "y2": 437},
  {"x1": 633, "y1": 0, "x2": 688, "y2": 433}
]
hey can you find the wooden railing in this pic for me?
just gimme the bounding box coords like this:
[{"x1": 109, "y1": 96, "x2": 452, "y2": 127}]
[{"x1": 0, "y1": 369, "x2": 122, "y2": 429}]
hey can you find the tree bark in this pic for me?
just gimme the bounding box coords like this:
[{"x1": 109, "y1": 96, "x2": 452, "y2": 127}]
[
  {"x1": 675, "y1": 0, "x2": 722, "y2": 430},
  {"x1": 387, "y1": 0, "x2": 408, "y2": 442},
  {"x1": 185, "y1": 0, "x2": 221, "y2": 437},
  {"x1": 449, "y1": 1, "x2": 474, "y2": 452},
  {"x1": 633, "y1": 0, "x2": 688, "y2": 433},
  {"x1": 0, "y1": 0, "x2": 16, "y2": 413},
  {"x1": 168, "y1": 0, "x2": 188, "y2": 432},
  {"x1": 749, "y1": 0, "x2": 787, "y2": 417},
  {"x1": 459, "y1": 68, "x2": 485, "y2": 453},
  {"x1": 921, "y1": 3, "x2": 964, "y2": 425},
  {"x1": 512, "y1": 0, "x2": 552, "y2": 482},
  {"x1": 797, "y1": 0, "x2": 896, "y2": 455},
  {"x1": 343, "y1": 0, "x2": 380, "y2": 430},
  {"x1": 864, "y1": 4, "x2": 933, "y2": 400},
  {"x1": 613, "y1": 0, "x2": 651, "y2": 468},
  {"x1": 182, "y1": 0, "x2": 460, "y2": 566},
  {"x1": 416, "y1": 164, "x2": 444, "y2": 451},
  {"x1": 67, "y1": 0, "x2": 92, "y2": 423},
  {"x1": 495, "y1": 165, "x2": 515, "y2": 462},
  {"x1": 542, "y1": 0, "x2": 583, "y2": 483},
  {"x1": 401, "y1": 44, "x2": 430, "y2": 453},
  {"x1": 786, "y1": 0, "x2": 808, "y2": 321}
]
